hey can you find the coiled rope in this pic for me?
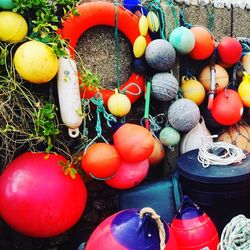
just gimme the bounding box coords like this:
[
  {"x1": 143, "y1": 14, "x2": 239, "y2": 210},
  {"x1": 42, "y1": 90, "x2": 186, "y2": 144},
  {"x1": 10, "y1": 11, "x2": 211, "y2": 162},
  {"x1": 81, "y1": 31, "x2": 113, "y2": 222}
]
[
  {"x1": 198, "y1": 135, "x2": 246, "y2": 168},
  {"x1": 218, "y1": 215, "x2": 250, "y2": 250}
]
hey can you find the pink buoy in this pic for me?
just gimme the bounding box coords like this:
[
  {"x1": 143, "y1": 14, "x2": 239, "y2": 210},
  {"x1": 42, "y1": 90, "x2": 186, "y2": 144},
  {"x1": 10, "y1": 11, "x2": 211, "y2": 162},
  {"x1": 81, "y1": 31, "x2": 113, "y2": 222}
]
[
  {"x1": 0, "y1": 152, "x2": 87, "y2": 238},
  {"x1": 105, "y1": 159, "x2": 149, "y2": 189}
]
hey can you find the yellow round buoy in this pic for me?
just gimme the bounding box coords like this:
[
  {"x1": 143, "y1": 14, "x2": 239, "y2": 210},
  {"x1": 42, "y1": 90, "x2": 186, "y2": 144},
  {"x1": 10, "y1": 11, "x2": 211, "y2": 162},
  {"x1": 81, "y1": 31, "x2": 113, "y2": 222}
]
[
  {"x1": 238, "y1": 72, "x2": 250, "y2": 107},
  {"x1": 139, "y1": 15, "x2": 148, "y2": 36},
  {"x1": 0, "y1": 11, "x2": 28, "y2": 43},
  {"x1": 199, "y1": 64, "x2": 229, "y2": 93},
  {"x1": 147, "y1": 11, "x2": 159, "y2": 33},
  {"x1": 181, "y1": 76, "x2": 206, "y2": 105},
  {"x1": 107, "y1": 89, "x2": 131, "y2": 117},
  {"x1": 133, "y1": 35, "x2": 147, "y2": 58},
  {"x1": 14, "y1": 41, "x2": 59, "y2": 84},
  {"x1": 242, "y1": 53, "x2": 250, "y2": 74}
]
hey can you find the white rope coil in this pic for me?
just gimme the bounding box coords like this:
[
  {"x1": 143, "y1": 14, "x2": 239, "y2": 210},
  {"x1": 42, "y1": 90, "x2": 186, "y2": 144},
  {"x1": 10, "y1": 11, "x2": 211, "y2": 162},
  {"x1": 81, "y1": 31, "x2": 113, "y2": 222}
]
[
  {"x1": 198, "y1": 135, "x2": 246, "y2": 168},
  {"x1": 218, "y1": 215, "x2": 250, "y2": 250}
]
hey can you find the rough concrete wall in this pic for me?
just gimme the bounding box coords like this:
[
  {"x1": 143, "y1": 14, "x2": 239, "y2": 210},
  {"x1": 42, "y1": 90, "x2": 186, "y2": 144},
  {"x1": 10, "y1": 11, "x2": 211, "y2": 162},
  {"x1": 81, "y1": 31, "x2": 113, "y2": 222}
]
[
  {"x1": 233, "y1": 8, "x2": 250, "y2": 37},
  {"x1": 178, "y1": 3, "x2": 250, "y2": 39}
]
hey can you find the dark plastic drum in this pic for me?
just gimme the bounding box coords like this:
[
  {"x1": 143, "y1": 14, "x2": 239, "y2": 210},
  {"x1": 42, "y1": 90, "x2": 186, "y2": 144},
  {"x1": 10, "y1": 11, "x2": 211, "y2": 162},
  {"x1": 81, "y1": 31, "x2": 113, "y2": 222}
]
[{"x1": 177, "y1": 149, "x2": 250, "y2": 234}]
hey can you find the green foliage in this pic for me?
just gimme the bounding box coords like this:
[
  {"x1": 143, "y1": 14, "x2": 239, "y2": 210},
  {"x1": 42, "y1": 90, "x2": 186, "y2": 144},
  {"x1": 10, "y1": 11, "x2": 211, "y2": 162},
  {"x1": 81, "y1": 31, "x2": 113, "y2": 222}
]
[
  {"x1": 12, "y1": 0, "x2": 79, "y2": 57},
  {"x1": 58, "y1": 160, "x2": 78, "y2": 179},
  {"x1": 35, "y1": 102, "x2": 60, "y2": 153},
  {"x1": 80, "y1": 69, "x2": 101, "y2": 91},
  {"x1": 0, "y1": 45, "x2": 8, "y2": 66}
]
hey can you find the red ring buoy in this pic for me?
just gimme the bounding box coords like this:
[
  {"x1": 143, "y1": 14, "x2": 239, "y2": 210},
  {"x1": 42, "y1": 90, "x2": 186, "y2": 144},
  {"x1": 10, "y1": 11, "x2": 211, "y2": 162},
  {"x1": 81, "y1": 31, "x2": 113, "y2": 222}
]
[{"x1": 58, "y1": 2, "x2": 151, "y2": 104}]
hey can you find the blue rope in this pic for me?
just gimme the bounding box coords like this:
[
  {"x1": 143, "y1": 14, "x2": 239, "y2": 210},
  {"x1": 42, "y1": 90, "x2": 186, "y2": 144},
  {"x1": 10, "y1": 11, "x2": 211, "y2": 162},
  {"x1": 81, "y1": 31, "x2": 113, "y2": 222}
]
[
  {"x1": 180, "y1": 9, "x2": 192, "y2": 28},
  {"x1": 90, "y1": 94, "x2": 116, "y2": 138}
]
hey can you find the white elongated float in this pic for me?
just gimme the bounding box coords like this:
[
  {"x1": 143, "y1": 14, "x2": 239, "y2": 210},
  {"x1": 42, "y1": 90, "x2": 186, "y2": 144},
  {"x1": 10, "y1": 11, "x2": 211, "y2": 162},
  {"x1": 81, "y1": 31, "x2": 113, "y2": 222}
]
[{"x1": 57, "y1": 53, "x2": 83, "y2": 138}]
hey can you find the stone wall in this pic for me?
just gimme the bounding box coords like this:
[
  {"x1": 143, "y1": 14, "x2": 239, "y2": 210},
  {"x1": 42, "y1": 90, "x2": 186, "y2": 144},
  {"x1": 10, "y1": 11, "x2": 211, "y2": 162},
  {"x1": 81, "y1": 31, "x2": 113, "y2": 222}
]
[{"x1": 178, "y1": 3, "x2": 250, "y2": 38}]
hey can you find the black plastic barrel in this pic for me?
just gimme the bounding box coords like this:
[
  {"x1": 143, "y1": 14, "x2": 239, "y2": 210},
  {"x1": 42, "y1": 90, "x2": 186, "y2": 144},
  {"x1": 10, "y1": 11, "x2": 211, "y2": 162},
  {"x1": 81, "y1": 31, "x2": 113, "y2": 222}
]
[{"x1": 177, "y1": 149, "x2": 250, "y2": 234}]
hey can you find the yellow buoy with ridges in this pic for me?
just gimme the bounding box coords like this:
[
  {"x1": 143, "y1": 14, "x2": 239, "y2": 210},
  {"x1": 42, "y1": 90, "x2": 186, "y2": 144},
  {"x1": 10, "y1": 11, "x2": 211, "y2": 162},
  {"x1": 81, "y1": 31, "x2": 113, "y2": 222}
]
[
  {"x1": 133, "y1": 35, "x2": 147, "y2": 58},
  {"x1": 139, "y1": 15, "x2": 148, "y2": 36},
  {"x1": 147, "y1": 11, "x2": 159, "y2": 33}
]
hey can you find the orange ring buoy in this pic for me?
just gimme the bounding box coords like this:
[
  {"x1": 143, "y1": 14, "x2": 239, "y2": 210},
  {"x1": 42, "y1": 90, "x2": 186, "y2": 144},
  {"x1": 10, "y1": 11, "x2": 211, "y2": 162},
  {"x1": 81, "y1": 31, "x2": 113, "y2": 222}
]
[{"x1": 58, "y1": 1, "x2": 151, "y2": 105}]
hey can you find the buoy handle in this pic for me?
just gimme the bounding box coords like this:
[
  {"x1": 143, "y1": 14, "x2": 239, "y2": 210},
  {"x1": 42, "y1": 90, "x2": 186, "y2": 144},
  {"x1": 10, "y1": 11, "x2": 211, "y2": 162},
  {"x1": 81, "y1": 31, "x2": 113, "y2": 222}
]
[
  {"x1": 140, "y1": 207, "x2": 166, "y2": 250},
  {"x1": 208, "y1": 97, "x2": 214, "y2": 110}
]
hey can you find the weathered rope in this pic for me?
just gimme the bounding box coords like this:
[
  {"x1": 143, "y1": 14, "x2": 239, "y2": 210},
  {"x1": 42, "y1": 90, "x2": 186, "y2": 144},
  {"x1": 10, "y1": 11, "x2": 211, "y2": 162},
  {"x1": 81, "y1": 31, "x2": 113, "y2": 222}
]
[{"x1": 218, "y1": 215, "x2": 250, "y2": 250}]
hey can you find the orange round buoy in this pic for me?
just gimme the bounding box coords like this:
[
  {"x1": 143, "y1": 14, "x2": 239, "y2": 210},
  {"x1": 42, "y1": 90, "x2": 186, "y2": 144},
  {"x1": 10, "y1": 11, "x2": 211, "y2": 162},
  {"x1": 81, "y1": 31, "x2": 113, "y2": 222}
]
[
  {"x1": 188, "y1": 26, "x2": 215, "y2": 60},
  {"x1": 211, "y1": 89, "x2": 243, "y2": 125},
  {"x1": 242, "y1": 53, "x2": 250, "y2": 74},
  {"x1": 199, "y1": 64, "x2": 229, "y2": 93},
  {"x1": 113, "y1": 123, "x2": 154, "y2": 163},
  {"x1": 148, "y1": 137, "x2": 165, "y2": 166},
  {"x1": 217, "y1": 37, "x2": 242, "y2": 65},
  {"x1": 81, "y1": 143, "x2": 120, "y2": 180},
  {"x1": 218, "y1": 123, "x2": 250, "y2": 153},
  {"x1": 105, "y1": 159, "x2": 149, "y2": 189}
]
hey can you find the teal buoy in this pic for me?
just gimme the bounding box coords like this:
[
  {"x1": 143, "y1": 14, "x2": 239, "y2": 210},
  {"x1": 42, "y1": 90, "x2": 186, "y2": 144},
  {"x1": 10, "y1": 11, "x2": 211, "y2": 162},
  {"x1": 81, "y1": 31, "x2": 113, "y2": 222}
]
[
  {"x1": 0, "y1": 0, "x2": 15, "y2": 9},
  {"x1": 160, "y1": 126, "x2": 180, "y2": 146},
  {"x1": 169, "y1": 27, "x2": 195, "y2": 55}
]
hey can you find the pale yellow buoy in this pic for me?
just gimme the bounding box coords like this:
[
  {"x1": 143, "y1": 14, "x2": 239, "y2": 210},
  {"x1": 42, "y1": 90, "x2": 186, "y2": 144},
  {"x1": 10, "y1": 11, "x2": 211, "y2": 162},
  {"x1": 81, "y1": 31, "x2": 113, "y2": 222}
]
[
  {"x1": 242, "y1": 53, "x2": 250, "y2": 74},
  {"x1": 14, "y1": 41, "x2": 59, "y2": 84},
  {"x1": 139, "y1": 15, "x2": 148, "y2": 36},
  {"x1": 0, "y1": 11, "x2": 28, "y2": 43},
  {"x1": 107, "y1": 89, "x2": 131, "y2": 117},
  {"x1": 147, "y1": 11, "x2": 159, "y2": 33},
  {"x1": 199, "y1": 64, "x2": 229, "y2": 93}
]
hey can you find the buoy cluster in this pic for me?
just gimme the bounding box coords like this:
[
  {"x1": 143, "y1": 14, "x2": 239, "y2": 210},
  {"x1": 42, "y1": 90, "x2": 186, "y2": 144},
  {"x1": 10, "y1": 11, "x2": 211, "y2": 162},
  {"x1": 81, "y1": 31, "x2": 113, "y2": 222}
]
[{"x1": 0, "y1": 1, "x2": 250, "y2": 250}]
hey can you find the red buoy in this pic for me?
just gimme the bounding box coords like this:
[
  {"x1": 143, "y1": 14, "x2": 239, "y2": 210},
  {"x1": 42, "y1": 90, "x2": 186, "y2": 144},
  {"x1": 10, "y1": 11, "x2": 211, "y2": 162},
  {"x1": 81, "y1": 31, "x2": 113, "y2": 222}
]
[
  {"x1": 0, "y1": 152, "x2": 87, "y2": 238},
  {"x1": 188, "y1": 26, "x2": 215, "y2": 60},
  {"x1": 171, "y1": 196, "x2": 219, "y2": 250},
  {"x1": 81, "y1": 143, "x2": 120, "y2": 180},
  {"x1": 113, "y1": 123, "x2": 154, "y2": 163},
  {"x1": 218, "y1": 37, "x2": 242, "y2": 65},
  {"x1": 211, "y1": 89, "x2": 243, "y2": 125},
  {"x1": 105, "y1": 159, "x2": 149, "y2": 189}
]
